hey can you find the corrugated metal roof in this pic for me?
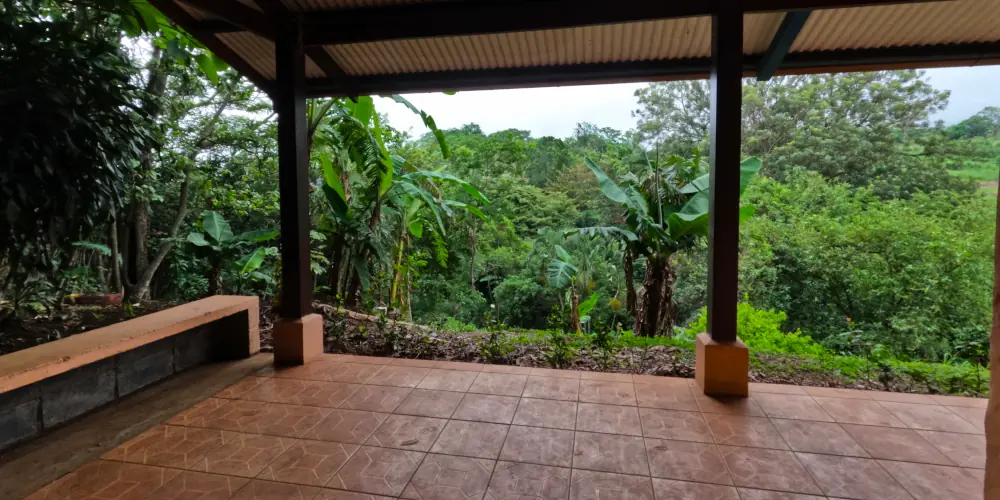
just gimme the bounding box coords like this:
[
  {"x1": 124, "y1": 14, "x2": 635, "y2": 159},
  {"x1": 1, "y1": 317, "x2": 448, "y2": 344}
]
[
  {"x1": 794, "y1": 0, "x2": 1000, "y2": 51},
  {"x1": 167, "y1": 0, "x2": 1000, "y2": 93},
  {"x1": 325, "y1": 18, "x2": 714, "y2": 76}
]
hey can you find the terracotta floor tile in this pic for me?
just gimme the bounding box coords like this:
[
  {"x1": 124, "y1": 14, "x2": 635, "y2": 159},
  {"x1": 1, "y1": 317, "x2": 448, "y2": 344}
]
[
  {"x1": 693, "y1": 394, "x2": 765, "y2": 416},
  {"x1": 322, "y1": 363, "x2": 387, "y2": 384},
  {"x1": 197, "y1": 433, "x2": 296, "y2": 477},
  {"x1": 366, "y1": 366, "x2": 431, "y2": 388},
  {"x1": 650, "y1": 478, "x2": 739, "y2": 500},
  {"x1": 339, "y1": 385, "x2": 411, "y2": 413},
  {"x1": 578, "y1": 380, "x2": 636, "y2": 406},
  {"x1": 523, "y1": 376, "x2": 580, "y2": 401},
  {"x1": 452, "y1": 394, "x2": 520, "y2": 424},
  {"x1": 704, "y1": 414, "x2": 788, "y2": 450},
  {"x1": 917, "y1": 430, "x2": 986, "y2": 468},
  {"x1": 802, "y1": 387, "x2": 872, "y2": 400},
  {"x1": 103, "y1": 425, "x2": 233, "y2": 469},
  {"x1": 569, "y1": 470, "x2": 653, "y2": 500},
  {"x1": 579, "y1": 372, "x2": 633, "y2": 383},
  {"x1": 737, "y1": 488, "x2": 826, "y2": 499},
  {"x1": 245, "y1": 379, "x2": 360, "y2": 408},
  {"x1": 749, "y1": 383, "x2": 807, "y2": 395},
  {"x1": 327, "y1": 446, "x2": 424, "y2": 496},
  {"x1": 529, "y1": 367, "x2": 581, "y2": 379},
  {"x1": 272, "y1": 360, "x2": 345, "y2": 382},
  {"x1": 638, "y1": 408, "x2": 713, "y2": 443},
  {"x1": 930, "y1": 395, "x2": 988, "y2": 408},
  {"x1": 390, "y1": 358, "x2": 442, "y2": 369},
  {"x1": 331, "y1": 355, "x2": 393, "y2": 365},
  {"x1": 228, "y1": 479, "x2": 320, "y2": 500},
  {"x1": 512, "y1": 398, "x2": 577, "y2": 430},
  {"x1": 634, "y1": 382, "x2": 699, "y2": 411},
  {"x1": 500, "y1": 425, "x2": 574, "y2": 467},
  {"x1": 572, "y1": 431, "x2": 648, "y2": 475},
  {"x1": 486, "y1": 461, "x2": 570, "y2": 500},
  {"x1": 394, "y1": 389, "x2": 464, "y2": 418},
  {"x1": 842, "y1": 424, "x2": 955, "y2": 465},
  {"x1": 431, "y1": 420, "x2": 509, "y2": 459},
  {"x1": 435, "y1": 361, "x2": 485, "y2": 372},
  {"x1": 632, "y1": 375, "x2": 689, "y2": 385},
  {"x1": 480, "y1": 364, "x2": 533, "y2": 375},
  {"x1": 417, "y1": 369, "x2": 479, "y2": 392},
  {"x1": 168, "y1": 398, "x2": 230, "y2": 427},
  {"x1": 469, "y1": 373, "x2": 528, "y2": 396},
  {"x1": 302, "y1": 409, "x2": 387, "y2": 444},
  {"x1": 200, "y1": 401, "x2": 330, "y2": 438},
  {"x1": 217, "y1": 377, "x2": 268, "y2": 399},
  {"x1": 795, "y1": 453, "x2": 909, "y2": 500},
  {"x1": 880, "y1": 459, "x2": 983, "y2": 500},
  {"x1": 147, "y1": 471, "x2": 248, "y2": 500},
  {"x1": 576, "y1": 403, "x2": 641, "y2": 436},
  {"x1": 947, "y1": 405, "x2": 987, "y2": 429},
  {"x1": 813, "y1": 397, "x2": 907, "y2": 428},
  {"x1": 753, "y1": 394, "x2": 833, "y2": 422},
  {"x1": 314, "y1": 490, "x2": 394, "y2": 500},
  {"x1": 867, "y1": 391, "x2": 937, "y2": 405},
  {"x1": 366, "y1": 415, "x2": 447, "y2": 451},
  {"x1": 645, "y1": 438, "x2": 731, "y2": 485},
  {"x1": 770, "y1": 419, "x2": 868, "y2": 457},
  {"x1": 257, "y1": 439, "x2": 357, "y2": 486},
  {"x1": 879, "y1": 401, "x2": 982, "y2": 433},
  {"x1": 718, "y1": 446, "x2": 821, "y2": 495},
  {"x1": 25, "y1": 460, "x2": 181, "y2": 500},
  {"x1": 401, "y1": 453, "x2": 494, "y2": 500}
]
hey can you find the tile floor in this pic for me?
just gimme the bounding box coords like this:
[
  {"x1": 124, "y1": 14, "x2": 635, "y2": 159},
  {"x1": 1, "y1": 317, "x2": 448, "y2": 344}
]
[{"x1": 26, "y1": 354, "x2": 988, "y2": 500}]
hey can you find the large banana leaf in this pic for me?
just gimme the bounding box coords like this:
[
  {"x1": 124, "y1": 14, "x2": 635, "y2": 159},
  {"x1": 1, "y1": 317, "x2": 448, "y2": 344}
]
[
  {"x1": 578, "y1": 293, "x2": 599, "y2": 317},
  {"x1": 547, "y1": 258, "x2": 578, "y2": 289},
  {"x1": 202, "y1": 211, "x2": 234, "y2": 243},
  {"x1": 235, "y1": 247, "x2": 269, "y2": 275},
  {"x1": 320, "y1": 153, "x2": 350, "y2": 221},
  {"x1": 585, "y1": 158, "x2": 634, "y2": 208},
  {"x1": 404, "y1": 170, "x2": 490, "y2": 205},
  {"x1": 236, "y1": 229, "x2": 278, "y2": 242},
  {"x1": 385, "y1": 94, "x2": 451, "y2": 159},
  {"x1": 569, "y1": 226, "x2": 639, "y2": 242}
]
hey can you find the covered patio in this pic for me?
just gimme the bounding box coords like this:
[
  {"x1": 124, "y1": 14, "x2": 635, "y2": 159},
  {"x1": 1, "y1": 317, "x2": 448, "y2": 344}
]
[
  {"x1": 3, "y1": 0, "x2": 1000, "y2": 498},
  {"x1": 14, "y1": 355, "x2": 988, "y2": 499}
]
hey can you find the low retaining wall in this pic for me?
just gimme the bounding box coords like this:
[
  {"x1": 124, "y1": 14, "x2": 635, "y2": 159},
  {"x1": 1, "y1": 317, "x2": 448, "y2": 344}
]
[{"x1": 0, "y1": 296, "x2": 258, "y2": 452}]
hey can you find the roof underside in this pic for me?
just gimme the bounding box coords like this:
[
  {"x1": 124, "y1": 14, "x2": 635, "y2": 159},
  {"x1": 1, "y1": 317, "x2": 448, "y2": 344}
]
[{"x1": 152, "y1": 0, "x2": 1000, "y2": 97}]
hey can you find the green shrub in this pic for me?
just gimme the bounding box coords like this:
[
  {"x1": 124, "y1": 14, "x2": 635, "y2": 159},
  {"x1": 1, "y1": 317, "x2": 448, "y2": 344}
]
[
  {"x1": 543, "y1": 330, "x2": 577, "y2": 368},
  {"x1": 681, "y1": 302, "x2": 828, "y2": 357}
]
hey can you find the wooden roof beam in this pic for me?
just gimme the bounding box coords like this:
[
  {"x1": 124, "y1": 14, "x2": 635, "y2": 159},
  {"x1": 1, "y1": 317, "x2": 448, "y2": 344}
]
[
  {"x1": 178, "y1": 0, "x2": 276, "y2": 39},
  {"x1": 756, "y1": 10, "x2": 812, "y2": 81}
]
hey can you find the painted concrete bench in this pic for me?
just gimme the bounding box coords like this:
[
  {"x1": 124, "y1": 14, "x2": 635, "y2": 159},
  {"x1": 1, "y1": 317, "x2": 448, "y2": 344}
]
[{"x1": 0, "y1": 295, "x2": 259, "y2": 451}]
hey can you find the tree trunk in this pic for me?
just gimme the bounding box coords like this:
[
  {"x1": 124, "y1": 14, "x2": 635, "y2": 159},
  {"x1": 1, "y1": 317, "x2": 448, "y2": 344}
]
[
  {"x1": 109, "y1": 214, "x2": 121, "y2": 293},
  {"x1": 570, "y1": 291, "x2": 581, "y2": 333},
  {"x1": 207, "y1": 260, "x2": 223, "y2": 296},
  {"x1": 985, "y1": 179, "x2": 1000, "y2": 499},
  {"x1": 633, "y1": 255, "x2": 677, "y2": 337},
  {"x1": 624, "y1": 248, "x2": 637, "y2": 314}
]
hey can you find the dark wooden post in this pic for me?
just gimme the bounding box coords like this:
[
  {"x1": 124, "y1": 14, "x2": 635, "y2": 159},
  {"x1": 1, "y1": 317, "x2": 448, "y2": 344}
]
[
  {"x1": 706, "y1": 3, "x2": 743, "y2": 344},
  {"x1": 275, "y1": 14, "x2": 312, "y2": 320},
  {"x1": 695, "y1": 0, "x2": 748, "y2": 396}
]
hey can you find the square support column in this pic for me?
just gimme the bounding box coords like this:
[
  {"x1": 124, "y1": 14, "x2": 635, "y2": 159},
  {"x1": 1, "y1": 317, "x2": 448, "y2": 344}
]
[
  {"x1": 697, "y1": 2, "x2": 748, "y2": 396},
  {"x1": 274, "y1": 14, "x2": 322, "y2": 365}
]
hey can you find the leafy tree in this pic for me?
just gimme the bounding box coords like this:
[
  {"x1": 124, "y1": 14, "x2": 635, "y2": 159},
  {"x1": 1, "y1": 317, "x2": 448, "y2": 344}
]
[
  {"x1": 578, "y1": 153, "x2": 761, "y2": 336},
  {"x1": 186, "y1": 211, "x2": 277, "y2": 295}
]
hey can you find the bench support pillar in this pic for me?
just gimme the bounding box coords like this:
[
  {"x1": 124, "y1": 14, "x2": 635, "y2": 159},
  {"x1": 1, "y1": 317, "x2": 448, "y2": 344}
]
[{"x1": 273, "y1": 313, "x2": 324, "y2": 365}]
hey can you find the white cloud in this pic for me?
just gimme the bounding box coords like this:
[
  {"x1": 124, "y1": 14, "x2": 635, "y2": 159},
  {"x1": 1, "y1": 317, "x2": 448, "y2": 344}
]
[{"x1": 382, "y1": 66, "x2": 1000, "y2": 139}]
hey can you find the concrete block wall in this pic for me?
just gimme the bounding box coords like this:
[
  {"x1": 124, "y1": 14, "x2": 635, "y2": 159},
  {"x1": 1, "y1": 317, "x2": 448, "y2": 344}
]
[{"x1": 0, "y1": 310, "x2": 251, "y2": 452}]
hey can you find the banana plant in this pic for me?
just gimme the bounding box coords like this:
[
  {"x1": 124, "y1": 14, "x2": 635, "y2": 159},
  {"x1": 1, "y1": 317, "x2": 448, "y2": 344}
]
[
  {"x1": 574, "y1": 151, "x2": 761, "y2": 336},
  {"x1": 187, "y1": 211, "x2": 277, "y2": 296}
]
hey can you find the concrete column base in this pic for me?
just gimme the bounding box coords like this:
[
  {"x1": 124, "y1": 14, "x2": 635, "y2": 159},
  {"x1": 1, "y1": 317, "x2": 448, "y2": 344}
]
[
  {"x1": 695, "y1": 332, "x2": 749, "y2": 397},
  {"x1": 273, "y1": 313, "x2": 324, "y2": 365}
]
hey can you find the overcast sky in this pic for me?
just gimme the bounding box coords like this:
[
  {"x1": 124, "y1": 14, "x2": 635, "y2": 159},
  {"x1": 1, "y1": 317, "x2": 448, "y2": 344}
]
[{"x1": 381, "y1": 65, "x2": 1000, "y2": 140}]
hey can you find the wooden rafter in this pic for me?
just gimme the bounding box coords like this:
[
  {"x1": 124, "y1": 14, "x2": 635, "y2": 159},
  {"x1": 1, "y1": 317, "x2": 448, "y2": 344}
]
[{"x1": 756, "y1": 10, "x2": 812, "y2": 81}]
